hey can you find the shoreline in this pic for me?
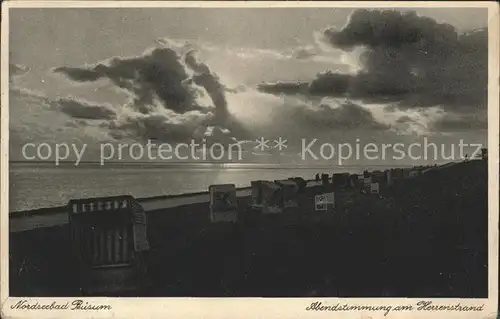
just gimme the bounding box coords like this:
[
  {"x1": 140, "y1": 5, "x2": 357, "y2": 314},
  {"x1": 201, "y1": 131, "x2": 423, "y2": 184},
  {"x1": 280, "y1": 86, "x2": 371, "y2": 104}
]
[{"x1": 9, "y1": 161, "x2": 447, "y2": 217}]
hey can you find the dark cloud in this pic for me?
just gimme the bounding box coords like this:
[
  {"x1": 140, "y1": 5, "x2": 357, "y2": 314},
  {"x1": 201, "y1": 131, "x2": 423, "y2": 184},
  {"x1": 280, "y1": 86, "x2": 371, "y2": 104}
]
[
  {"x1": 308, "y1": 72, "x2": 352, "y2": 96},
  {"x1": 106, "y1": 111, "x2": 213, "y2": 143},
  {"x1": 52, "y1": 45, "x2": 246, "y2": 144},
  {"x1": 324, "y1": 9, "x2": 457, "y2": 50},
  {"x1": 396, "y1": 115, "x2": 412, "y2": 124},
  {"x1": 184, "y1": 49, "x2": 229, "y2": 119},
  {"x1": 53, "y1": 47, "x2": 204, "y2": 114},
  {"x1": 52, "y1": 67, "x2": 102, "y2": 82},
  {"x1": 392, "y1": 108, "x2": 487, "y2": 132},
  {"x1": 258, "y1": 9, "x2": 487, "y2": 112},
  {"x1": 257, "y1": 82, "x2": 308, "y2": 95},
  {"x1": 429, "y1": 112, "x2": 487, "y2": 132},
  {"x1": 57, "y1": 97, "x2": 117, "y2": 120},
  {"x1": 271, "y1": 99, "x2": 388, "y2": 131}
]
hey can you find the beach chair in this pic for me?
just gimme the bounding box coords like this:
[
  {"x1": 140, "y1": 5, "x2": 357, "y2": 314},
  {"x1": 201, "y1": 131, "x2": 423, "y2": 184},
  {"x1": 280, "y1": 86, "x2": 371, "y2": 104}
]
[
  {"x1": 67, "y1": 195, "x2": 149, "y2": 296},
  {"x1": 363, "y1": 176, "x2": 372, "y2": 189},
  {"x1": 385, "y1": 170, "x2": 393, "y2": 186},
  {"x1": 261, "y1": 181, "x2": 284, "y2": 214},
  {"x1": 275, "y1": 180, "x2": 299, "y2": 208},
  {"x1": 288, "y1": 177, "x2": 307, "y2": 194},
  {"x1": 209, "y1": 184, "x2": 238, "y2": 223},
  {"x1": 332, "y1": 173, "x2": 350, "y2": 189},
  {"x1": 251, "y1": 180, "x2": 265, "y2": 208},
  {"x1": 321, "y1": 173, "x2": 330, "y2": 186},
  {"x1": 481, "y1": 148, "x2": 487, "y2": 160}
]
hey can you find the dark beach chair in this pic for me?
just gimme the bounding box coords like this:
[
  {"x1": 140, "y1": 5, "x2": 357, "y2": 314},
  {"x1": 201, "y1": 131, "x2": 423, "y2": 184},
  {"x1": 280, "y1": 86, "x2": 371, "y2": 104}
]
[
  {"x1": 321, "y1": 173, "x2": 329, "y2": 184},
  {"x1": 251, "y1": 180, "x2": 265, "y2": 208},
  {"x1": 288, "y1": 177, "x2": 306, "y2": 194},
  {"x1": 275, "y1": 180, "x2": 299, "y2": 208},
  {"x1": 261, "y1": 181, "x2": 284, "y2": 214},
  {"x1": 67, "y1": 195, "x2": 149, "y2": 296},
  {"x1": 209, "y1": 184, "x2": 238, "y2": 223}
]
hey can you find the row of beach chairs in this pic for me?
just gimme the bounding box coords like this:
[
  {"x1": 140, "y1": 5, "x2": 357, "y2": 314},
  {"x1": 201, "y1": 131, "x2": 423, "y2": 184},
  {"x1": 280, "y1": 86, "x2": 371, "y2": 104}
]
[{"x1": 67, "y1": 178, "x2": 309, "y2": 295}]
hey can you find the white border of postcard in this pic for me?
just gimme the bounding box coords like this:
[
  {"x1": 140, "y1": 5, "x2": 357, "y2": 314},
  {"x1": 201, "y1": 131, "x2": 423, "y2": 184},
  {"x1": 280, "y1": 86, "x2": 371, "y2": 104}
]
[{"x1": 1, "y1": 1, "x2": 499, "y2": 318}]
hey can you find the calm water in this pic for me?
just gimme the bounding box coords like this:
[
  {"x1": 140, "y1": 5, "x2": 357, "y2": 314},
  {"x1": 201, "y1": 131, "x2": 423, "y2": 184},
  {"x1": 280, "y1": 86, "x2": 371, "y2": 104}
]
[{"x1": 9, "y1": 163, "x2": 389, "y2": 212}]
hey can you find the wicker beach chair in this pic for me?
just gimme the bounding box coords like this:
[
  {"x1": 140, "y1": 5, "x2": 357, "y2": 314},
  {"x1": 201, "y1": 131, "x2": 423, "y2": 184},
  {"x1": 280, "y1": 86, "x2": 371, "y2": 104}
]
[
  {"x1": 67, "y1": 195, "x2": 149, "y2": 296},
  {"x1": 209, "y1": 184, "x2": 238, "y2": 223}
]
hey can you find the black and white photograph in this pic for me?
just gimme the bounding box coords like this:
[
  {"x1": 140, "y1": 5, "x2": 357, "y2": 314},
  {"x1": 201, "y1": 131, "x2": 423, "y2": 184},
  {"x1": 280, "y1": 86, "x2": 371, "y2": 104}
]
[{"x1": 1, "y1": 1, "x2": 499, "y2": 317}]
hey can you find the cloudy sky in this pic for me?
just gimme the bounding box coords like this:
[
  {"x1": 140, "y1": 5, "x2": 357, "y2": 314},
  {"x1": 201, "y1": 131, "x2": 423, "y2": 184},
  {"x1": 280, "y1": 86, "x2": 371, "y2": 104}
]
[{"x1": 9, "y1": 7, "x2": 489, "y2": 164}]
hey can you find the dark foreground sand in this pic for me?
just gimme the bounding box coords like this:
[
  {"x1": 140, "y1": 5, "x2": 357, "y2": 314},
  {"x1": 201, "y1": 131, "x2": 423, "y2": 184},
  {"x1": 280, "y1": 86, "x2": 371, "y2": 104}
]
[{"x1": 9, "y1": 160, "x2": 487, "y2": 297}]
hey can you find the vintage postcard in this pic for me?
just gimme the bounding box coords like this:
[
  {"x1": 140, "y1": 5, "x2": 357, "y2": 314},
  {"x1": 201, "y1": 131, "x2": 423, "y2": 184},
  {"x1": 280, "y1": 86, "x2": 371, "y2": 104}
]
[{"x1": 1, "y1": 1, "x2": 499, "y2": 318}]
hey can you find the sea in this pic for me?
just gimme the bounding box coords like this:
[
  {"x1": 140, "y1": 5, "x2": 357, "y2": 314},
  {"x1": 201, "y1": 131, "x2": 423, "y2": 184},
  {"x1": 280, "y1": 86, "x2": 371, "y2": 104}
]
[{"x1": 9, "y1": 162, "x2": 408, "y2": 212}]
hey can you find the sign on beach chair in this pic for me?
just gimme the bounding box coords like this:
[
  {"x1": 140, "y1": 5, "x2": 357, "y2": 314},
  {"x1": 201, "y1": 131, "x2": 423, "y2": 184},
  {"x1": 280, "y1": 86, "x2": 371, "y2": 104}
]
[
  {"x1": 370, "y1": 182, "x2": 380, "y2": 194},
  {"x1": 315, "y1": 192, "x2": 335, "y2": 211},
  {"x1": 67, "y1": 195, "x2": 149, "y2": 295},
  {"x1": 275, "y1": 180, "x2": 299, "y2": 208},
  {"x1": 209, "y1": 184, "x2": 238, "y2": 223}
]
